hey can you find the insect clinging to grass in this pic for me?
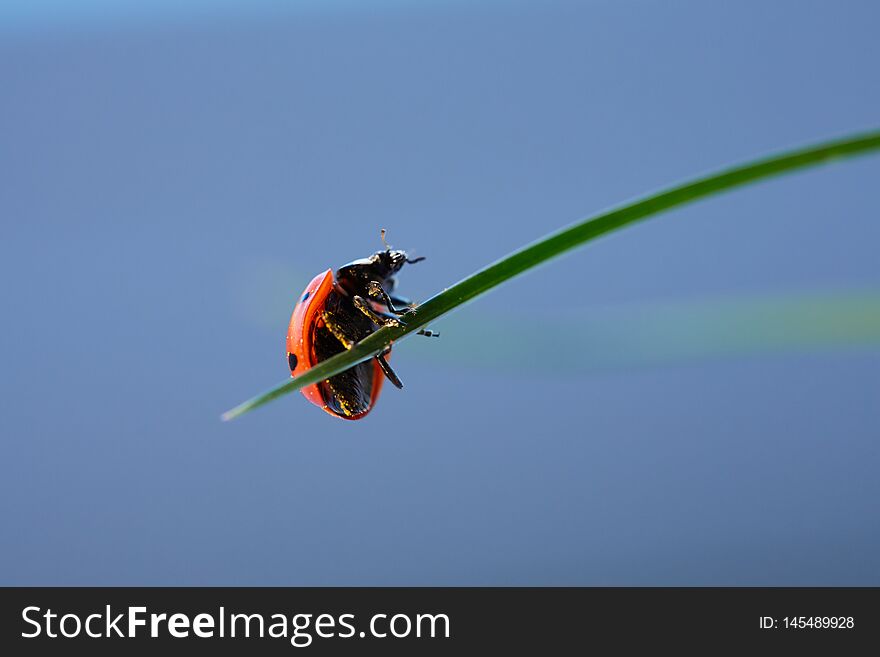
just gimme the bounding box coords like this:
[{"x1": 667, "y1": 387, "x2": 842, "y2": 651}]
[{"x1": 286, "y1": 231, "x2": 439, "y2": 420}]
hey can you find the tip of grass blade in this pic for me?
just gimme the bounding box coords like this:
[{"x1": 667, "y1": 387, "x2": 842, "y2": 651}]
[
  {"x1": 220, "y1": 403, "x2": 250, "y2": 422},
  {"x1": 221, "y1": 376, "x2": 302, "y2": 422}
]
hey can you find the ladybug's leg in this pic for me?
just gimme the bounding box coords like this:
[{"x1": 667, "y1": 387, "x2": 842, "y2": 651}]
[
  {"x1": 367, "y1": 281, "x2": 413, "y2": 315},
  {"x1": 388, "y1": 294, "x2": 415, "y2": 310},
  {"x1": 325, "y1": 307, "x2": 405, "y2": 387},
  {"x1": 375, "y1": 350, "x2": 403, "y2": 389},
  {"x1": 353, "y1": 295, "x2": 405, "y2": 328},
  {"x1": 374, "y1": 309, "x2": 440, "y2": 338},
  {"x1": 321, "y1": 311, "x2": 355, "y2": 350}
]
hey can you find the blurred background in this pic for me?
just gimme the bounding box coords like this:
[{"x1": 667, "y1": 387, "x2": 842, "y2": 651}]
[{"x1": 2, "y1": 0, "x2": 878, "y2": 585}]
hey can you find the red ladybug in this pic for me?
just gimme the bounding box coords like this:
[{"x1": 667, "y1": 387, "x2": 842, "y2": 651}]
[{"x1": 286, "y1": 235, "x2": 437, "y2": 420}]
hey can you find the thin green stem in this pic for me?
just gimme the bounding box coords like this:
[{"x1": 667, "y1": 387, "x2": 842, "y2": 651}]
[{"x1": 222, "y1": 129, "x2": 880, "y2": 421}]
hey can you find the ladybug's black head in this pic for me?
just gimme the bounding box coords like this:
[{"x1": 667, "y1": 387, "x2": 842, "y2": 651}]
[
  {"x1": 373, "y1": 248, "x2": 425, "y2": 276},
  {"x1": 335, "y1": 247, "x2": 424, "y2": 297}
]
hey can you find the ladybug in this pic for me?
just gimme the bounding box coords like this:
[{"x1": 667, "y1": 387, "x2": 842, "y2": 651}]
[{"x1": 286, "y1": 232, "x2": 438, "y2": 420}]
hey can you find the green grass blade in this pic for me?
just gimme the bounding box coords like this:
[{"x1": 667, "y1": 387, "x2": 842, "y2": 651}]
[{"x1": 221, "y1": 129, "x2": 880, "y2": 421}]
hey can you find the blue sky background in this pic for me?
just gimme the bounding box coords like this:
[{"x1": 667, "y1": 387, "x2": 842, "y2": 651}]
[{"x1": 1, "y1": 0, "x2": 878, "y2": 585}]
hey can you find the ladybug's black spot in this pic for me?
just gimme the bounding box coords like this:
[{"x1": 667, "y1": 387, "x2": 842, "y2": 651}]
[
  {"x1": 288, "y1": 353, "x2": 298, "y2": 371},
  {"x1": 301, "y1": 291, "x2": 310, "y2": 302}
]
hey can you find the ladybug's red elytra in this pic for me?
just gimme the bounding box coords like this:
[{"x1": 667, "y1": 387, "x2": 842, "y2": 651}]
[{"x1": 286, "y1": 234, "x2": 438, "y2": 420}]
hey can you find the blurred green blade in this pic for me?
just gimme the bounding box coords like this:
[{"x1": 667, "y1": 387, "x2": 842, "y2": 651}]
[
  {"x1": 406, "y1": 290, "x2": 880, "y2": 372},
  {"x1": 222, "y1": 129, "x2": 880, "y2": 421}
]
